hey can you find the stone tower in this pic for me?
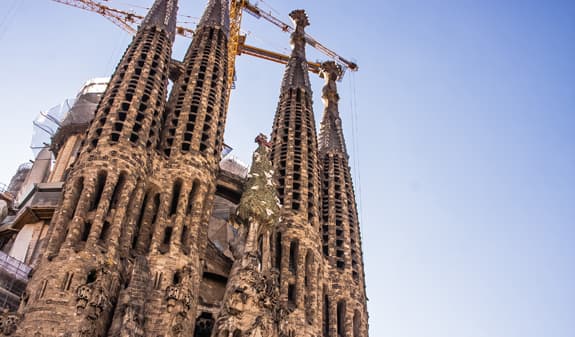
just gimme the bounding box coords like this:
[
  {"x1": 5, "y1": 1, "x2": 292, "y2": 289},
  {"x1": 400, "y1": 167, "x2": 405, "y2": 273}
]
[
  {"x1": 5, "y1": 2, "x2": 369, "y2": 337},
  {"x1": 318, "y1": 62, "x2": 369, "y2": 337},
  {"x1": 268, "y1": 10, "x2": 324, "y2": 337},
  {"x1": 139, "y1": 0, "x2": 231, "y2": 335},
  {"x1": 14, "y1": 1, "x2": 179, "y2": 336}
]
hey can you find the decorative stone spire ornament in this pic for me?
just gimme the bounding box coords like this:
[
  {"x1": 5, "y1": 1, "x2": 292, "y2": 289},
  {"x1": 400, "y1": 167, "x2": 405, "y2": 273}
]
[
  {"x1": 236, "y1": 133, "x2": 280, "y2": 233},
  {"x1": 281, "y1": 10, "x2": 312, "y2": 90},
  {"x1": 318, "y1": 62, "x2": 369, "y2": 337},
  {"x1": 319, "y1": 61, "x2": 347, "y2": 154},
  {"x1": 213, "y1": 134, "x2": 281, "y2": 337}
]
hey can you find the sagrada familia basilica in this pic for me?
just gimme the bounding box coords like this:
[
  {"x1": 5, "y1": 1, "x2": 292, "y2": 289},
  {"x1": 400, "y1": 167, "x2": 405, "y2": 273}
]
[{"x1": 0, "y1": 0, "x2": 369, "y2": 336}]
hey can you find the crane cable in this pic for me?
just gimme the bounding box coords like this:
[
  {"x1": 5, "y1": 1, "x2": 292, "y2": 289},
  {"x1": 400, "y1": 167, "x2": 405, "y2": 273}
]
[
  {"x1": 348, "y1": 71, "x2": 364, "y2": 226},
  {"x1": 107, "y1": 1, "x2": 200, "y2": 24}
]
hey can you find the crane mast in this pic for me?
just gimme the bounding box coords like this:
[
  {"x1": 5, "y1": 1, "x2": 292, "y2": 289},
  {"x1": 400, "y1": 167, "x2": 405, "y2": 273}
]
[{"x1": 49, "y1": 0, "x2": 358, "y2": 90}]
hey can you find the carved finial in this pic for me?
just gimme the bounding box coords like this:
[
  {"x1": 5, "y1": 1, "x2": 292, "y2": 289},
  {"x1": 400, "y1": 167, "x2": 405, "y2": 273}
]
[
  {"x1": 320, "y1": 61, "x2": 343, "y2": 82},
  {"x1": 289, "y1": 10, "x2": 308, "y2": 58},
  {"x1": 289, "y1": 10, "x2": 310, "y2": 30},
  {"x1": 281, "y1": 9, "x2": 311, "y2": 89},
  {"x1": 320, "y1": 61, "x2": 341, "y2": 108},
  {"x1": 236, "y1": 134, "x2": 280, "y2": 229},
  {"x1": 255, "y1": 133, "x2": 271, "y2": 148},
  {"x1": 318, "y1": 63, "x2": 347, "y2": 155}
]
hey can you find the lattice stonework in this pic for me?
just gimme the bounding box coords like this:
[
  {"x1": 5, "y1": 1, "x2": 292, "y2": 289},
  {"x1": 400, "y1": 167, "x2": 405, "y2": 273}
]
[
  {"x1": 318, "y1": 61, "x2": 369, "y2": 337},
  {"x1": 160, "y1": 24, "x2": 229, "y2": 158},
  {"x1": 270, "y1": 10, "x2": 320, "y2": 225}
]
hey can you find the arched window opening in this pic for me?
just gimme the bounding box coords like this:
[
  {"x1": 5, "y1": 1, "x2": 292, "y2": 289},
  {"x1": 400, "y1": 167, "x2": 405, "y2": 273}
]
[
  {"x1": 132, "y1": 193, "x2": 149, "y2": 250},
  {"x1": 275, "y1": 232, "x2": 282, "y2": 270},
  {"x1": 170, "y1": 179, "x2": 183, "y2": 216},
  {"x1": 81, "y1": 221, "x2": 92, "y2": 242},
  {"x1": 257, "y1": 234, "x2": 263, "y2": 270},
  {"x1": 173, "y1": 271, "x2": 181, "y2": 285},
  {"x1": 86, "y1": 269, "x2": 97, "y2": 284},
  {"x1": 90, "y1": 171, "x2": 108, "y2": 211},
  {"x1": 186, "y1": 180, "x2": 200, "y2": 215},
  {"x1": 337, "y1": 300, "x2": 346, "y2": 337},
  {"x1": 194, "y1": 312, "x2": 214, "y2": 337},
  {"x1": 288, "y1": 283, "x2": 296, "y2": 309},
  {"x1": 151, "y1": 193, "x2": 161, "y2": 224},
  {"x1": 160, "y1": 226, "x2": 173, "y2": 254},
  {"x1": 323, "y1": 291, "x2": 330, "y2": 337},
  {"x1": 70, "y1": 177, "x2": 84, "y2": 218},
  {"x1": 99, "y1": 221, "x2": 111, "y2": 242},
  {"x1": 109, "y1": 173, "x2": 126, "y2": 210},
  {"x1": 289, "y1": 240, "x2": 299, "y2": 273}
]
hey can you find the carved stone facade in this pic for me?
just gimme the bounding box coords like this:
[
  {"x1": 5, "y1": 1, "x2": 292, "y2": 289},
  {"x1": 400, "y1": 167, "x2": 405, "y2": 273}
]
[{"x1": 5, "y1": 1, "x2": 368, "y2": 337}]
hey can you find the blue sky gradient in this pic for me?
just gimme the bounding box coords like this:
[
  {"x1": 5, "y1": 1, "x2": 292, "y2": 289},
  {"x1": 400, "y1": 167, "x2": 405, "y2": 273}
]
[{"x1": 0, "y1": 1, "x2": 574, "y2": 336}]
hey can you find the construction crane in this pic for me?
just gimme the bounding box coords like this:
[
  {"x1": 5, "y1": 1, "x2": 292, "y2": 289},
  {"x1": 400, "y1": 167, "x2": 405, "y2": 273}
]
[
  {"x1": 241, "y1": 1, "x2": 358, "y2": 73},
  {"x1": 50, "y1": 0, "x2": 358, "y2": 91}
]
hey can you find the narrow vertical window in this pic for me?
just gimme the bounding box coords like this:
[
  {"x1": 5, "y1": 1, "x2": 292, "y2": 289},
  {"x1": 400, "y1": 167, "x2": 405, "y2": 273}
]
[
  {"x1": 170, "y1": 179, "x2": 182, "y2": 216},
  {"x1": 109, "y1": 173, "x2": 126, "y2": 210},
  {"x1": 90, "y1": 171, "x2": 108, "y2": 211},
  {"x1": 289, "y1": 240, "x2": 299, "y2": 273},
  {"x1": 323, "y1": 290, "x2": 330, "y2": 337},
  {"x1": 275, "y1": 232, "x2": 282, "y2": 270},
  {"x1": 337, "y1": 300, "x2": 346, "y2": 337}
]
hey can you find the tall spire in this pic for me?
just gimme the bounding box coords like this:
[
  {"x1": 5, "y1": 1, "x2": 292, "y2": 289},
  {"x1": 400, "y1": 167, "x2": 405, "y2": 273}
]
[
  {"x1": 197, "y1": 0, "x2": 230, "y2": 36},
  {"x1": 318, "y1": 61, "x2": 347, "y2": 154},
  {"x1": 318, "y1": 63, "x2": 369, "y2": 337},
  {"x1": 141, "y1": 0, "x2": 233, "y2": 334},
  {"x1": 281, "y1": 10, "x2": 311, "y2": 90},
  {"x1": 270, "y1": 8, "x2": 319, "y2": 220},
  {"x1": 159, "y1": 0, "x2": 230, "y2": 160},
  {"x1": 140, "y1": 0, "x2": 179, "y2": 41},
  {"x1": 268, "y1": 11, "x2": 323, "y2": 335}
]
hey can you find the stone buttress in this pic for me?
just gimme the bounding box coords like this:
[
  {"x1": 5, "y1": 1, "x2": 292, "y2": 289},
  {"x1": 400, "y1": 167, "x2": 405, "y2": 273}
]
[
  {"x1": 268, "y1": 10, "x2": 323, "y2": 337},
  {"x1": 13, "y1": 1, "x2": 179, "y2": 336},
  {"x1": 318, "y1": 62, "x2": 369, "y2": 337}
]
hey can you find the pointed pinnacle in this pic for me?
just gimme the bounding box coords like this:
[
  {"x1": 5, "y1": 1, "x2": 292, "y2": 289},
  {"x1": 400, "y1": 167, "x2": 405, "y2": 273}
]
[
  {"x1": 197, "y1": 0, "x2": 230, "y2": 37},
  {"x1": 319, "y1": 62, "x2": 347, "y2": 154},
  {"x1": 320, "y1": 61, "x2": 343, "y2": 82},
  {"x1": 140, "y1": 0, "x2": 179, "y2": 42},
  {"x1": 281, "y1": 9, "x2": 311, "y2": 90},
  {"x1": 288, "y1": 9, "x2": 309, "y2": 59}
]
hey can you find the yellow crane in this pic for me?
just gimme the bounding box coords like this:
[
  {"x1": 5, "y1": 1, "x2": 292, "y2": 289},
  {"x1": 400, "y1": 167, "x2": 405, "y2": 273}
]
[{"x1": 50, "y1": 0, "x2": 358, "y2": 93}]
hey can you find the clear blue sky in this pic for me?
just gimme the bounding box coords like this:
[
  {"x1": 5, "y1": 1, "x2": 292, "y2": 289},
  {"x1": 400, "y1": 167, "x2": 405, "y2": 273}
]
[{"x1": 1, "y1": 1, "x2": 574, "y2": 336}]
